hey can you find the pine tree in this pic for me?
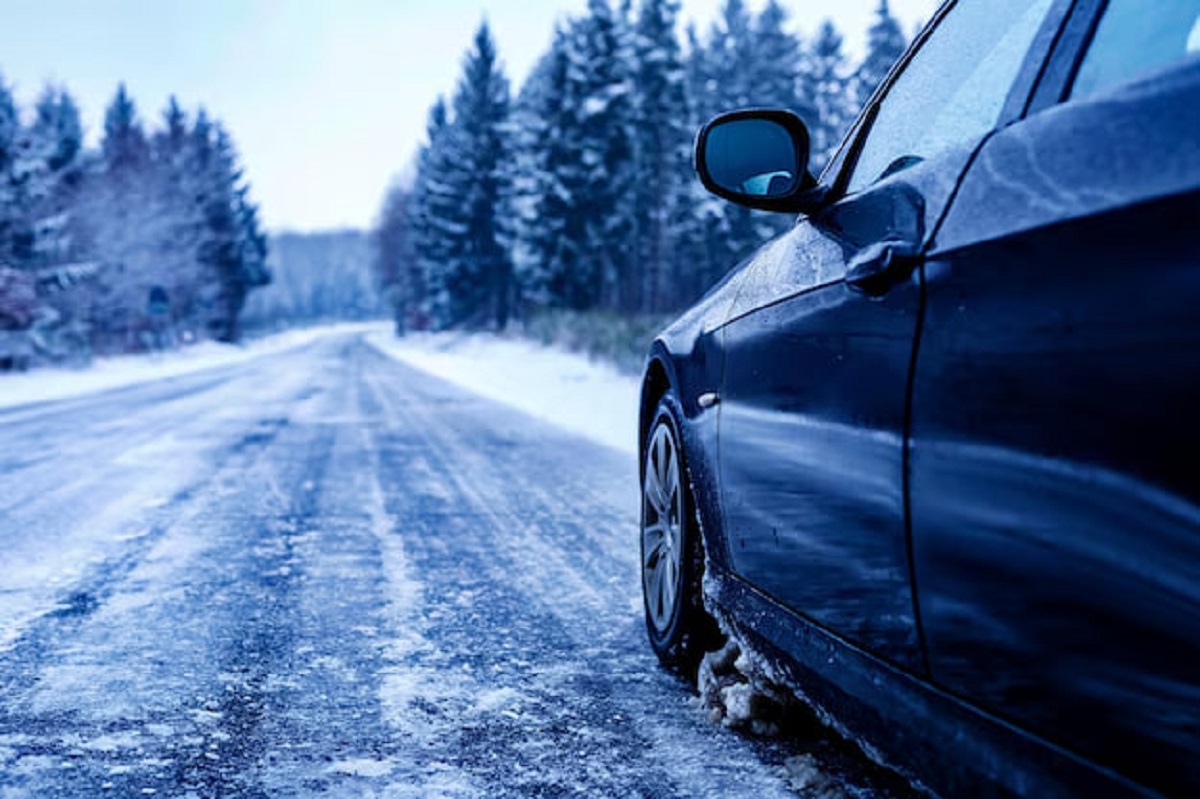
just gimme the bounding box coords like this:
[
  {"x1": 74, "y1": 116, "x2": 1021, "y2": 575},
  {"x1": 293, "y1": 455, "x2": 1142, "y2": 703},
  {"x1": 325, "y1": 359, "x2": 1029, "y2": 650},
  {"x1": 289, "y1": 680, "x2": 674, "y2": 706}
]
[
  {"x1": 702, "y1": 0, "x2": 755, "y2": 118},
  {"x1": 235, "y1": 184, "x2": 270, "y2": 293},
  {"x1": 0, "y1": 77, "x2": 20, "y2": 267},
  {"x1": 196, "y1": 123, "x2": 260, "y2": 342},
  {"x1": 102, "y1": 83, "x2": 149, "y2": 177},
  {"x1": 154, "y1": 97, "x2": 190, "y2": 165},
  {"x1": 854, "y1": 0, "x2": 907, "y2": 112},
  {"x1": 31, "y1": 87, "x2": 83, "y2": 174},
  {"x1": 569, "y1": 0, "x2": 636, "y2": 311},
  {"x1": 143, "y1": 96, "x2": 204, "y2": 335},
  {"x1": 19, "y1": 87, "x2": 85, "y2": 268},
  {"x1": 629, "y1": 0, "x2": 691, "y2": 312},
  {"x1": 510, "y1": 1, "x2": 636, "y2": 313},
  {"x1": 508, "y1": 34, "x2": 575, "y2": 310},
  {"x1": 372, "y1": 181, "x2": 418, "y2": 333},
  {"x1": 674, "y1": 0, "x2": 801, "y2": 303},
  {"x1": 425, "y1": 22, "x2": 512, "y2": 330},
  {"x1": 809, "y1": 20, "x2": 853, "y2": 171},
  {"x1": 753, "y1": 1, "x2": 807, "y2": 116},
  {"x1": 82, "y1": 84, "x2": 159, "y2": 350},
  {"x1": 410, "y1": 97, "x2": 461, "y2": 325}
]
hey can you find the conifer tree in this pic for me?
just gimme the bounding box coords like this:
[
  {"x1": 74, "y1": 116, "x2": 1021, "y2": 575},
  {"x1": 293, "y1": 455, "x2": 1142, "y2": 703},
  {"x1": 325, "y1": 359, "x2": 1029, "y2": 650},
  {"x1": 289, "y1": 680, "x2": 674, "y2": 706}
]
[
  {"x1": 810, "y1": 20, "x2": 853, "y2": 171},
  {"x1": 511, "y1": 1, "x2": 636, "y2": 312},
  {"x1": 410, "y1": 97, "x2": 458, "y2": 323},
  {"x1": 629, "y1": 0, "x2": 690, "y2": 313},
  {"x1": 421, "y1": 23, "x2": 512, "y2": 329},
  {"x1": 102, "y1": 84, "x2": 149, "y2": 178},
  {"x1": 854, "y1": 0, "x2": 907, "y2": 112},
  {"x1": 0, "y1": 77, "x2": 20, "y2": 267},
  {"x1": 0, "y1": 79, "x2": 267, "y2": 360},
  {"x1": 703, "y1": 0, "x2": 755, "y2": 118},
  {"x1": 509, "y1": 34, "x2": 576, "y2": 309},
  {"x1": 753, "y1": 1, "x2": 807, "y2": 116},
  {"x1": 31, "y1": 88, "x2": 83, "y2": 175},
  {"x1": 19, "y1": 87, "x2": 85, "y2": 269},
  {"x1": 196, "y1": 124, "x2": 256, "y2": 342},
  {"x1": 379, "y1": 1, "x2": 913, "y2": 322},
  {"x1": 372, "y1": 181, "x2": 418, "y2": 333},
  {"x1": 570, "y1": 0, "x2": 636, "y2": 311},
  {"x1": 676, "y1": 0, "x2": 800, "y2": 300}
]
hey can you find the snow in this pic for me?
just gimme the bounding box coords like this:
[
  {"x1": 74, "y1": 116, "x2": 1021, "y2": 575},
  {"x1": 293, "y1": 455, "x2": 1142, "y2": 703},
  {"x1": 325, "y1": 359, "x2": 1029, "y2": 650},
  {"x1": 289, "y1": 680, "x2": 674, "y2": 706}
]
[
  {"x1": 0, "y1": 323, "x2": 867, "y2": 797},
  {"x1": 364, "y1": 330, "x2": 640, "y2": 455},
  {"x1": 0, "y1": 322, "x2": 382, "y2": 412}
]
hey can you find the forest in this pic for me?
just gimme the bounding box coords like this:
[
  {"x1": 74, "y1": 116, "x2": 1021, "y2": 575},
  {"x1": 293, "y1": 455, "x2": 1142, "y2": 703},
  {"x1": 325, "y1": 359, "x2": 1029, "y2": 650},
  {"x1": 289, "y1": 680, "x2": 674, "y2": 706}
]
[
  {"x1": 373, "y1": 0, "x2": 909, "y2": 333},
  {"x1": 0, "y1": 83, "x2": 269, "y2": 368},
  {"x1": 0, "y1": 0, "x2": 910, "y2": 371}
]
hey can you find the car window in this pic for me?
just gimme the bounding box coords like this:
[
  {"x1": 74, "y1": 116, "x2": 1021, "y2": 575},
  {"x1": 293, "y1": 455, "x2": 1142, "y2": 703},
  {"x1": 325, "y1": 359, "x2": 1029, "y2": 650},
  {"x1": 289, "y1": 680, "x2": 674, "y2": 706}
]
[
  {"x1": 1070, "y1": 0, "x2": 1200, "y2": 99},
  {"x1": 846, "y1": 0, "x2": 1056, "y2": 194}
]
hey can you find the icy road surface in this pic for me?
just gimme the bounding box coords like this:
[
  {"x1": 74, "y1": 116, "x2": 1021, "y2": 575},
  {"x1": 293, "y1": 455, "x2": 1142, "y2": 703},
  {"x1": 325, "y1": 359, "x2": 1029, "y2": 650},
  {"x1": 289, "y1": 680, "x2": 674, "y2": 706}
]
[{"x1": 0, "y1": 331, "x2": 906, "y2": 798}]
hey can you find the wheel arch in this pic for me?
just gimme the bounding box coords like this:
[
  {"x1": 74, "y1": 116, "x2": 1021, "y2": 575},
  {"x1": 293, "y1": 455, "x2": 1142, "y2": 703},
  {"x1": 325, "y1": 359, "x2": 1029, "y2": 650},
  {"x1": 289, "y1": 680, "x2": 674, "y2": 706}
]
[{"x1": 639, "y1": 353, "x2": 673, "y2": 478}]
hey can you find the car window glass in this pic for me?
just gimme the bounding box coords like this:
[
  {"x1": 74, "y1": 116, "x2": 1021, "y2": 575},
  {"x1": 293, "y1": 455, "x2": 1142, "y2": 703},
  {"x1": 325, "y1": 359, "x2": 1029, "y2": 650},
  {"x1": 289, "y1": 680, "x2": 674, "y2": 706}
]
[
  {"x1": 1070, "y1": 0, "x2": 1200, "y2": 99},
  {"x1": 846, "y1": 0, "x2": 1056, "y2": 194}
]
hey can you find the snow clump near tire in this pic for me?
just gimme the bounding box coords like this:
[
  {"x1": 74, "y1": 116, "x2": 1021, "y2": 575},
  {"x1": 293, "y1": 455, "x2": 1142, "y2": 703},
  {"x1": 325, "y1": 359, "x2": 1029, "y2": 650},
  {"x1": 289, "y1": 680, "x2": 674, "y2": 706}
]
[{"x1": 696, "y1": 617, "x2": 799, "y2": 737}]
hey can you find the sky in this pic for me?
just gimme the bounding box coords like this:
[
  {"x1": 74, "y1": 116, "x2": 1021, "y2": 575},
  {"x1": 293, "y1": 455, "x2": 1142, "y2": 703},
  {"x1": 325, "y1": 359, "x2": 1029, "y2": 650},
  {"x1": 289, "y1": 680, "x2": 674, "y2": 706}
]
[{"x1": 0, "y1": 0, "x2": 938, "y2": 233}]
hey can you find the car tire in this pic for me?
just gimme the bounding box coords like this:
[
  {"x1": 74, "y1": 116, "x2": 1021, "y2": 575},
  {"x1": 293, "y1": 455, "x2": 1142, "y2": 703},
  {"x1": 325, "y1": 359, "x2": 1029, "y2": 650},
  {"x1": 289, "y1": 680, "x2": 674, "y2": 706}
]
[{"x1": 641, "y1": 398, "x2": 720, "y2": 679}]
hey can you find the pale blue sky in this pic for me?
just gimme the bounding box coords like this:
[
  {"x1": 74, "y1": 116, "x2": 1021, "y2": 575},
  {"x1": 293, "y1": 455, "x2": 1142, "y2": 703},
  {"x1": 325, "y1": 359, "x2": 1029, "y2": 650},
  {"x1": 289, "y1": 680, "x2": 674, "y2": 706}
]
[{"x1": 0, "y1": 0, "x2": 937, "y2": 232}]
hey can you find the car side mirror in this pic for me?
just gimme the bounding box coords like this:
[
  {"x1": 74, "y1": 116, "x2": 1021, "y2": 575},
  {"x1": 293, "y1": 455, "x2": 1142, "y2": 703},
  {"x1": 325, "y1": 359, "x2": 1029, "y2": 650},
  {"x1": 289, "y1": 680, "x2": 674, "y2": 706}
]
[{"x1": 695, "y1": 109, "x2": 821, "y2": 214}]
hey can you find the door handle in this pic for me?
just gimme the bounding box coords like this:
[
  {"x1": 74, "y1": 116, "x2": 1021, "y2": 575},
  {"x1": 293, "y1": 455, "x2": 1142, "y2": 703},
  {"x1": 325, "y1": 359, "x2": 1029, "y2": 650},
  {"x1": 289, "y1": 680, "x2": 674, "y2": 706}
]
[{"x1": 845, "y1": 240, "x2": 923, "y2": 296}]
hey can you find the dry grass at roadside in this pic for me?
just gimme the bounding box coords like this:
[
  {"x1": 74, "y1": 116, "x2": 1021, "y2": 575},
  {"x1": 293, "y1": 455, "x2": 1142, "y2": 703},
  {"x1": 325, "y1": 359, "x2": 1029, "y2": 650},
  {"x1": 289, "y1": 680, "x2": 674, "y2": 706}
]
[{"x1": 516, "y1": 310, "x2": 672, "y2": 375}]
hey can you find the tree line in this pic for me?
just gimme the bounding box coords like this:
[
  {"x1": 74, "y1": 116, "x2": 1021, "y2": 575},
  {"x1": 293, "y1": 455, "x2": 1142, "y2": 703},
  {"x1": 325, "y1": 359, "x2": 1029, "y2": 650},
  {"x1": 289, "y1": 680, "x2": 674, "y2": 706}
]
[
  {"x1": 0, "y1": 80, "x2": 269, "y2": 368},
  {"x1": 241, "y1": 230, "x2": 384, "y2": 333},
  {"x1": 373, "y1": 0, "x2": 908, "y2": 333}
]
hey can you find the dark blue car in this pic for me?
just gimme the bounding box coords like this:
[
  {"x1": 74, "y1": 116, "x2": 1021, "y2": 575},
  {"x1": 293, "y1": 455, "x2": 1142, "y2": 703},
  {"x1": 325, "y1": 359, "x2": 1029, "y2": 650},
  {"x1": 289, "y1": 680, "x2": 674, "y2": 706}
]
[{"x1": 638, "y1": 0, "x2": 1200, "y2": 795}]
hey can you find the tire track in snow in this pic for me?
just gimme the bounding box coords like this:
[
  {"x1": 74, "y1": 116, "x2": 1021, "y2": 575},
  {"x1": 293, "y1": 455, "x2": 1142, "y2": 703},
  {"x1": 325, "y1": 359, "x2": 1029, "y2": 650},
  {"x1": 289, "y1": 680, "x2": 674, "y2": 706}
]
[{"x1": 357, "y1": 341, "x2": 801, "y2": 798}]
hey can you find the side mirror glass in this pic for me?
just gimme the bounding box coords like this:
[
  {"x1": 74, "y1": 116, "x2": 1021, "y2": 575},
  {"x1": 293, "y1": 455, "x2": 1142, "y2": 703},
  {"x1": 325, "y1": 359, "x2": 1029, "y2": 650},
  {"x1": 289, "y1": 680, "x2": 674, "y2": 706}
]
[{"x1": 695, "y1": 109, "x2": 816, "y2": 213}]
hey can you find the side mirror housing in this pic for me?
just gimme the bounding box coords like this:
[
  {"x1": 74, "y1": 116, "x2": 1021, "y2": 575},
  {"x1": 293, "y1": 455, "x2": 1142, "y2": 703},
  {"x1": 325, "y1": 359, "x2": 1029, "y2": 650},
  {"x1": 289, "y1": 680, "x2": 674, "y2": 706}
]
[{"x1": 694, "y1": 109, "x2": 822, "y2": 214}]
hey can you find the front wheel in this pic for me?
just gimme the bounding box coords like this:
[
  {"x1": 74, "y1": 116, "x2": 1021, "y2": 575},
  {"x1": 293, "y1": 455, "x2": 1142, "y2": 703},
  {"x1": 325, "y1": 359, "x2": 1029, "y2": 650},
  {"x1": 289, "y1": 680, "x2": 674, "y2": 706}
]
[{"x1": 642, "y1": 399, "x2": 719, "y2": 678}]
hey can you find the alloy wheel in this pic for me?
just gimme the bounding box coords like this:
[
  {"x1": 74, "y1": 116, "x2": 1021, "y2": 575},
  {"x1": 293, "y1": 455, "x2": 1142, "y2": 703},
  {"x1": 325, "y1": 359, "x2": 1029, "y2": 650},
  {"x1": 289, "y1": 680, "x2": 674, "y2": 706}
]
[{"x1": 643, "y1": 420, "x2": 684, "y2": 634}]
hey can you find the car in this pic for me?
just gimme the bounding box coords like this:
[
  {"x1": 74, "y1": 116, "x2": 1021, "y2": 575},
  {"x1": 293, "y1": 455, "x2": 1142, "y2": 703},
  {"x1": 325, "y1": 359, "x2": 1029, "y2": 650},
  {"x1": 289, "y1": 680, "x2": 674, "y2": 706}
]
[{"x1": 637, "y1": 0, "x2": 1200, "y2": 796}]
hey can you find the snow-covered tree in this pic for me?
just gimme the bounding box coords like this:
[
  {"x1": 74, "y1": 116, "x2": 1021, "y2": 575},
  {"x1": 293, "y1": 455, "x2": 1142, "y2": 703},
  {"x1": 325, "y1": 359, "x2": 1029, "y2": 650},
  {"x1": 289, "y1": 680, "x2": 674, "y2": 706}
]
[
  {"x1": 854, "y1": 0, "x2": 907, "y2": 112},
  {"x1": 698, "y1": 0, "x2": 756, "y2": 120},
  {"x1": 809, "y1": 20, "x2": 854, "y2": 171},
  {"x1": 377, "y1": 2, "x2": 911, "y2": 321},
  {"x1": 0, "y1": 78, "x2": 268, "y2": 363},
  {"x1": 79, "y1": 85, "x2": 161, "y2": 350},
  {"x1": 568, "y1": 0, "x2": 636, "y2": 311},
  {"x1": 509, "y1": 1, "x2": 636, "y2": 313},
  {"x1": 410, "y1": 97, "x2": 460, "y2": 324},
  {"x1": 629, "y1": 0, "x2": 691, "y2": 313},
  {"x1": 372, "y1": 181, "x2": 420, "y2": 333},
  {"x1": 753, "y1": 1, "x2": 809, "y2": 116},
  {"x1": 192, "y1": 122, "x2": 267, "y2": 342},
  {"x1": 674, "y1": 0, "x2": 804, "y2": 302},
  {"x1": 102, "y1": 83, "x2": 149, "y2": 177},
  {"x1": 508, "y1": 35, "x2": 575, "y2": 309},
  {"x1": 421, "y1": 22, "x2": 512, "y2": 330},
  {"x1": 0, "y1": 77, "x2": 21, "y2": 268}
]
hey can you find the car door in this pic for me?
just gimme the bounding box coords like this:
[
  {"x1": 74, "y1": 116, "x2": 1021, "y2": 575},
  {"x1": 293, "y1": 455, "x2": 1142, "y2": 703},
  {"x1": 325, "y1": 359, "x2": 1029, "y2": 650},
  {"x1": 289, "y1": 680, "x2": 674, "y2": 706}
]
[
  {"x1": 715, "y1": 0, "x2": 1064, "y2": 671},
  {"x1": 909, "y1": 1, "x2": 1200, "y2": 793}
]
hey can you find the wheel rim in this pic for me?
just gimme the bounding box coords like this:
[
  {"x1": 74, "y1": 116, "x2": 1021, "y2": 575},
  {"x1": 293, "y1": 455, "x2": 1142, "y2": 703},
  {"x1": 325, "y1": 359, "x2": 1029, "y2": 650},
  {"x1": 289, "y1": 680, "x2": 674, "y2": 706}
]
[{"x1": 643, "y1": 420, "x2": 685, "y2": 634}]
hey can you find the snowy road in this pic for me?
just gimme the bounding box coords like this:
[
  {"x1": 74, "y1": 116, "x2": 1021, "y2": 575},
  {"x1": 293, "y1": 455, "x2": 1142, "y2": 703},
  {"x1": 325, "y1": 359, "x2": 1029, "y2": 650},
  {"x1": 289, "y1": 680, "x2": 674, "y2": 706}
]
[{"x1": 0, "y1": 331, "x2": 886, "y2": 798}]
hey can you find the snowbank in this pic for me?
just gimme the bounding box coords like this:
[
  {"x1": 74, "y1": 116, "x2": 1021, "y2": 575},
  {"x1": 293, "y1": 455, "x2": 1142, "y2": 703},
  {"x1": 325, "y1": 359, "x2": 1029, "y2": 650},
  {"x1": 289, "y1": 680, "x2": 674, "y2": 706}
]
[
  {"x1": 364, "y1": 330, "x2": 640, "y2": 455},
  {"x1": 0, "y1": 322, "x2": 381, "y2": 411}
]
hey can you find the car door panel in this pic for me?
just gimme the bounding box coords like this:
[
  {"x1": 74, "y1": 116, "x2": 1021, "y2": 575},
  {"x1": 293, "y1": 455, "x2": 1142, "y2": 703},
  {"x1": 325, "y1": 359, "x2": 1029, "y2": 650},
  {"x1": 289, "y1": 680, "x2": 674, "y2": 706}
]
[
  {"x1": 911, "y1": 63, "x2": 1200, "y2": 794},
  {"x1": 716, "y1": 156, "x2": 969, "y2": 672}
]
